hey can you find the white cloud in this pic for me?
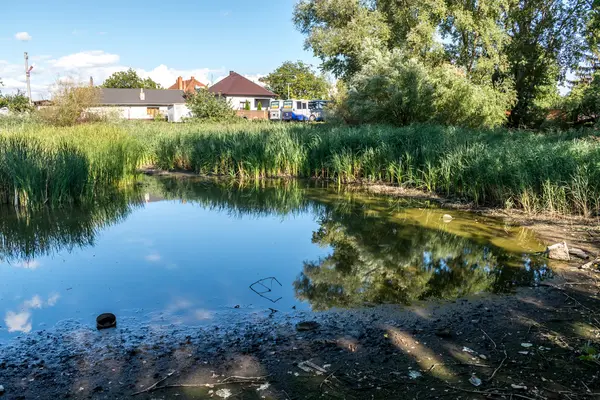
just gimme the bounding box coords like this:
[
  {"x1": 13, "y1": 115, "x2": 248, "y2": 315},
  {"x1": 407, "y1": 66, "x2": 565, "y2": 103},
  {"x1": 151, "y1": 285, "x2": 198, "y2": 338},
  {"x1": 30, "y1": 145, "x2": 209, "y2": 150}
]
[
  {"x1": 5, "y1": 311, "x2": 32, "y2": 333},
  {"x1": 24, "y1": 295, "x2": 43, "y2": 309},
  {"x1": 49, "y1": 50, "x2": 120, "y2": 70},
  {"x1": 15, "y1": 260, "x2": 41, "y2": 269},
  {"x1": 136, "y1": 64, "x2": 216, "y2": 87},
  {"x1": 145, "y1": 253, "x2": 161, "y2": 262},
  {"x1": 47, "y1": 293, "x2": 60, "y2": 306},
  {"x1": 15, "y1": 32, "x2": 32, "y2": 41}
]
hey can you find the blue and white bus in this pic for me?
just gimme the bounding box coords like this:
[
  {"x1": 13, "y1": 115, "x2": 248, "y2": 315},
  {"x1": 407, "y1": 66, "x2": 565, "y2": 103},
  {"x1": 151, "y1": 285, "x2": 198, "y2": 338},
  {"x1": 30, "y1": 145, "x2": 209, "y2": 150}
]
[
  {"x1": 269, "y1": 100, "x2": 283, "y2": 121},
  {"x1": 282, "y1": 99, "x2": 311, "y2": 121},
  {"x1": 308, "y1": 100, "x2": 330, "y2": 122}
]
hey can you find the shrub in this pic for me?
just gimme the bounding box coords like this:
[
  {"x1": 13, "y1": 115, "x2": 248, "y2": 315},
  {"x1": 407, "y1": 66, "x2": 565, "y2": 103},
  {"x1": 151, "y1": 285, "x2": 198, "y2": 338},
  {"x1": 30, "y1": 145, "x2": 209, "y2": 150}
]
[
  {"x1": 39, "y1": 81, "x2": 100, "y2": 126},
  {"x1": 0, "y1": 90, "x2": 34, "y2": 113},
  {"x1": 184, "y1": 88, "x2": 236, "y2": 122},
  {"x1": 257, "y1": 102, "x2": 263, "y2": 111},
  {"x1": 244, "y1": 101, "x2": 251, "y2": 111},
  {"x1": 342, "y1": 49, "x2": 513, "y2": 128}
]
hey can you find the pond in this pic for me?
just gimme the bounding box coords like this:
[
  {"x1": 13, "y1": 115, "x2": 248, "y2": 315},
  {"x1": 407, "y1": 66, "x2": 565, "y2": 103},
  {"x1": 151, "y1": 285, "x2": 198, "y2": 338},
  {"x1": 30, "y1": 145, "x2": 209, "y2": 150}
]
[{"x1": 0, "y1": 176, "x2": 551, "y2": 341}]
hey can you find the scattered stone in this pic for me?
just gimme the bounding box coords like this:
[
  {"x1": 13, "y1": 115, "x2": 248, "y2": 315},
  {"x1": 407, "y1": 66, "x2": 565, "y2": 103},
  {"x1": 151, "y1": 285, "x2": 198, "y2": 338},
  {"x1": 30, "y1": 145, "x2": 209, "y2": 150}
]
[
  {"x1": 408, "y1": 371, "x2": 422, "y2": 380},
  {"x1": 296, "y1": 321, "x2": 320, "y2": 332},
  {"x1": 469, "y1": 375, "x2": 482, "y2": 387},
  {"x1": 547, "y1": 242, "x2": 570, "y2": 261},
  {"x1": 478, "y1": 354, "x2": 488, "y2": 360},
  {"x1": 518, "y1": 351, "x2": 530, "y2": 355},
  {"x1": 569, "y1": 248, "x2": 589, "y2": 260},
  {"x1": 462, "y1": 347, "x2": 476, "y2": 354},
  {"x1": 442, "y1": 214, "x2": 454, "y2": 223},
  {"x1": 511, "y1": 384, "x2": 527, "y2": 390},
  {"x1": 435, "y1": 328, "x2": 452, "y2": 338},
  {"x1": 0, "y1": 385, "x2": 4, "y2": 394},
  {"x1": 521, "y1": 343, "x2": 533, "y2": 348}
]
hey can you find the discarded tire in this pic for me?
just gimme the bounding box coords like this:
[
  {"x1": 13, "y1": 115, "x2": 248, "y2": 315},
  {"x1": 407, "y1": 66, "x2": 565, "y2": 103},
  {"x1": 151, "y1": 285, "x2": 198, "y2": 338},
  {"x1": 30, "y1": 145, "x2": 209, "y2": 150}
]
[{"x1": 96, "y1": 313, "x2": 117, "y2": 330}]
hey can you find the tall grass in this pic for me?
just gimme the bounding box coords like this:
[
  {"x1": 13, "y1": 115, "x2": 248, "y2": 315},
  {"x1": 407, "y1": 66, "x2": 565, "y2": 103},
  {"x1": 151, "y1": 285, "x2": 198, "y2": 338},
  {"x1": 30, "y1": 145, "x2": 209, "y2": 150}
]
[
  {"x1": 0, "y1": 120, "x2": 143, "y2": 208},
  {"x1": 133, "y1": 122, "x2": 600, "y2": 216},
  {"x1": 2, "y1": 118, "x2": 600, "y2": 215}
]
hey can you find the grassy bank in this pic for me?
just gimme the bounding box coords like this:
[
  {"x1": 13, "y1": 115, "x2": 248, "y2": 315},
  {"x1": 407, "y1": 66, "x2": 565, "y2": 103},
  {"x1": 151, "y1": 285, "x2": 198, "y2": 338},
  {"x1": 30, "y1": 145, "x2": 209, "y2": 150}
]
[
  {"x1": 0, "y1": 121, "x2": 142, "y2": 207},
  {"x1": 136, "y1": 122, "x2": 600, "y2": 216},
  {"x1": 2, "y1": 119, "x2": 600, "y2": 216}
]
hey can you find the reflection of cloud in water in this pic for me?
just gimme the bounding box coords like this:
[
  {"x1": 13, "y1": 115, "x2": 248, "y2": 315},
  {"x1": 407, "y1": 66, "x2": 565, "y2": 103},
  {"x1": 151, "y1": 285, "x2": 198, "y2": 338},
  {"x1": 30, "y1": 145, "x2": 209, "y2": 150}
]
[
  {"x1": 145, "y1": 253, "x2": 161, "y2": 262},
  {"x1": 15, "y1": 260, "x2": 41, "y2": 269},
  {"x1": 5, "y1": 311, "x2": 32, "y2": 333},
  {"x1": 47, "y1": 293, "x2": 60, "y2": 306},
  {"x1": 4, "y1": 293, "x2": 61, "y2": 334},
  {"x1": 24, "y1": 295, "x2": 43, "y2": 309},
  {"x1": 194, "y1": 309, "x2": 213, "y2": 320}
]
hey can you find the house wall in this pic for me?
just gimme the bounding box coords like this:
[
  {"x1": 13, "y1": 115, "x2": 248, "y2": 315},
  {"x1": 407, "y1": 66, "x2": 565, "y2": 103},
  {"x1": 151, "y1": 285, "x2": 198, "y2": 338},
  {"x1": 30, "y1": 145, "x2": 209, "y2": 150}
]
[
  {"x1": 88, "y1": 106, "x2": 170, "y2": 120},
  {"x1": 226, "y1": 96, "x2": 272, "y2": 111},
  {"x1": 168, "y1": 104, "x2": 192, "y2": 122}
]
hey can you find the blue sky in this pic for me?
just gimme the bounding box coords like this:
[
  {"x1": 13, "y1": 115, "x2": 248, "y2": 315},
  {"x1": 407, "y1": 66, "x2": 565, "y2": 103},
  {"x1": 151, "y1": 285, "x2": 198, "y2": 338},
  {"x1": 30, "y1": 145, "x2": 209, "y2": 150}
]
[{"x1": 0, "y1": 0, "x2": 319, "y2": 99}]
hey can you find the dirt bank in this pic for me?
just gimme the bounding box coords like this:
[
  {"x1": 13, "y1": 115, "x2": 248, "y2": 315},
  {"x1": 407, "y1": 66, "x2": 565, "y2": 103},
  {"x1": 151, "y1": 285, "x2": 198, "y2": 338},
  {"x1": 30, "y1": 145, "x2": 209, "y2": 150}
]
[{"x1": 0, "y1": 262, "x2": 599, "y2": 400}]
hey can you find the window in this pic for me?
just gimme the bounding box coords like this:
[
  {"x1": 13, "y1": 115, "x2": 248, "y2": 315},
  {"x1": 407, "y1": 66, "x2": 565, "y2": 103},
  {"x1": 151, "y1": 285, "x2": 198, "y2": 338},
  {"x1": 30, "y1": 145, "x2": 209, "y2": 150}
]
[
  {"x1": 146, "y1": 107, "x2": 159, "y2": 116},
  {"x1": 296, "y1": 101, "x2": 302, "y2": 109}
]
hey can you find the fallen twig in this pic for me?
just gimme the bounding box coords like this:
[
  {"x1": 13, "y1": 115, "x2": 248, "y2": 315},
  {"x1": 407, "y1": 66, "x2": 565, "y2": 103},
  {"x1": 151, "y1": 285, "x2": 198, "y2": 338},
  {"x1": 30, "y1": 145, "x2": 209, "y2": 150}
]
[
  {"x1": 487, "y1": 350, "x2": 507, "y2": 383},
  {"x1": 250, "y1": 277, "x2": 282, "y2": 303},
  {"x1": 446, "y1": 385, "x2": 536, "y2": 400},
  {"x1": 481, "y1": 328, "x2": 497, "y2": 349},
  {"x1": 131, "y1": 375, "x2": 269, "y2": 395},
  {"x1": 132, "y1": 370, "x2": 176, "y2": 396}
]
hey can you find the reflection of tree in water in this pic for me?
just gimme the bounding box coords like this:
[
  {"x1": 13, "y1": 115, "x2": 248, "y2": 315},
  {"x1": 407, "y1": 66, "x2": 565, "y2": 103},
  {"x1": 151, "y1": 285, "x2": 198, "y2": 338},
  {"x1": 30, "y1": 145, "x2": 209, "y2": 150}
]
[
  {"x1": 294, "y1": 206, "x2": 550, "y2": 311},
  {"x1": 0, "y1": 188, "x2": 144, "y2": 262}
]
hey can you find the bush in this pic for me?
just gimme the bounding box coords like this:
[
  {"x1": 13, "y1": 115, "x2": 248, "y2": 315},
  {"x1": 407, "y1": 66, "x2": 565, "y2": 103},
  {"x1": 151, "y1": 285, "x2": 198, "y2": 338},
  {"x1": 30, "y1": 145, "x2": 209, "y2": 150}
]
[
  {"x1": 184, "y1": 88, "x2": 236, "y2": 122},
  {"x1": 0, "y1": 90, "x2": 34, "y2": 113},
  {"x1": 257, "y1": 102, "x2": 263, "y2": 111},
  {"x1": 342, "y1": 49, "x2": 513, "y2": 128},
  {"x1": 244, "y1": 101, "x2": 251, "y2": 111},
  {"x1": 39, "y1": 82, "x2": 100, "y2": 126}
]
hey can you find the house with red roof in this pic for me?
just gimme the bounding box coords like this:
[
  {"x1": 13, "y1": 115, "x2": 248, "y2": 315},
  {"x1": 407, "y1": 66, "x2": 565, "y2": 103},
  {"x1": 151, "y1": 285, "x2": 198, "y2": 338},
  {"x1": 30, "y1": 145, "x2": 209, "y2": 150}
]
[
  {"x1": 169, "y1": 76, "x2": 207, "y2": 93},
  {"x1": 209, "y1": 71, "x2": 276, "y2": 111}
]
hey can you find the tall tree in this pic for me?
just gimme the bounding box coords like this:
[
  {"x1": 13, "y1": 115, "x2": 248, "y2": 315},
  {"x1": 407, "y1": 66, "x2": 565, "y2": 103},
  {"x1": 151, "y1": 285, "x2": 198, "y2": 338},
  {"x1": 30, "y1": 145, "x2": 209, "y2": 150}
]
[
  {"x1": 259, "y1": 61, "x2": 330, "y2": 99},
  {"x1": 102, "y1": 68, "x2": 162, "y2": 89}
]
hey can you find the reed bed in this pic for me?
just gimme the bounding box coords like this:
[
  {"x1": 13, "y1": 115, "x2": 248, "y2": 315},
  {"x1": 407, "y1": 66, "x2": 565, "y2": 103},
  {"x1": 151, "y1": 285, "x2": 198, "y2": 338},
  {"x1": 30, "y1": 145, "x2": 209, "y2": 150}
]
[{"x1": 2, "y1": 118, "x2": 599, "y2": 216}]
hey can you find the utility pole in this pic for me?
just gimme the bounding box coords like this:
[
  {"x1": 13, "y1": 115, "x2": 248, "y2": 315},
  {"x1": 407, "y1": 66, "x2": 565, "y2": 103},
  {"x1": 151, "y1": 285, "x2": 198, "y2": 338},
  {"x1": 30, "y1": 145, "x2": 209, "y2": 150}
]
[
  {"x1": 24, "y1": 52, "x2": 32, "y2": 105},
  {"x1": 287, "y1": 82, "x2": 291, "y2": 100}
]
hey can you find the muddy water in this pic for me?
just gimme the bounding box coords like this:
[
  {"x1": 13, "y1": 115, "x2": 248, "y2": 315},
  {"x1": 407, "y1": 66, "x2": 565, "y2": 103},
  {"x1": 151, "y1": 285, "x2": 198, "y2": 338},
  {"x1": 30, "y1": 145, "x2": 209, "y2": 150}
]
[{"x1": 0, "y1": 177, "x2": 549, "y2": 340}]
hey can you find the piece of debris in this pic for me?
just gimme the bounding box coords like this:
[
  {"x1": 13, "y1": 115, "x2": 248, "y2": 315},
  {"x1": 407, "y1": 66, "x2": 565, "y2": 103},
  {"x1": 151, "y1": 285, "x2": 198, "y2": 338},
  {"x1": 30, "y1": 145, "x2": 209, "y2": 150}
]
[
  {"x1": 580, "y1": 258, "x2": 600, "y2": 270},
  {"x1": 297, "y1": 361, "x2": 327, "y2": 375},
  {"x1": 256, "y1": 383, "x2": 270, "y2": 391},
  {"x1": 233, "y1": 305, "x2": 240, "y2": 309},
  {"x1": 511, "y1": 384, "x2": 527, "y2": 390},
  {"x1": 296, "y1": 321, "x2": 320, "y2": 332},
  {"x1": 518, "y1": 351, "x2": 530, "y2": 355},
  {"x1": 0, "y1": 384, "x2": 4, "y2": 394},
  {"x1": 250, "y1": 277, "x2": 282, "y2": 303},
  {"x1": 546, "y1": 242, "x2": 570, "y2": 261},
  {"x1": 569, "y1": 247, "x2": 589, "y2": 260},
  {"x1": 521, "y1": 343, "x2": 533, "y2": 348},
  {"x1": 96, "y1": 313, "x2": 116, "y2": 330},
  {"x1": 216, "y1": 388, "x2": 232, "y2": 398},
  {"x1": 478, "y1": 354, "x2": 488, "y2": 360},
  {"x1": 469, "y1": 375, "x2": 482, "y2": 387},
  {"x1": 435, "y1": 328, "x2": 452, "y2": 338},
  {"x1": 408, "y1": 371, "x2": 422, "y2": 380},
  {"x1": 463, "y1": 346, "x2": 476, "y2": 354},
  {"x1": 442, "y1": 214, "x2": 454, "y2": 223}
]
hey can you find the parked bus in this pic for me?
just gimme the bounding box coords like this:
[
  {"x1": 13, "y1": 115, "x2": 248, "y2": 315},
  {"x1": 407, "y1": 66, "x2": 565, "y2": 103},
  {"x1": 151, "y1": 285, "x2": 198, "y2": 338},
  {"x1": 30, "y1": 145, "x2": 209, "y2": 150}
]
[
  {"x1": 308, "y1": 100, "x2": 330, "y2": 122},
  {"x1": 269, "y1": 100, "x2": 283, "y2": 121},
  {"x1": 282, "y1": 99, "x2": 310, "y2": 121}
]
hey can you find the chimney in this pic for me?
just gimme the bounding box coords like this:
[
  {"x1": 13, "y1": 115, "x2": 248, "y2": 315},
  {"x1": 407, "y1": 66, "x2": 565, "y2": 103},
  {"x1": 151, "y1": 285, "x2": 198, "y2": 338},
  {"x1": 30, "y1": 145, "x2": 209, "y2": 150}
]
[
  {"x1": 230, "y1": 71, "x2": 235, "y2": 76},
  {"x1": 177, "y1": 76, "x2": 183, "y2": 90},
  {"x1": 139, "y1": 88, "x2": 145, "y2": 101},
  {"x1": 89, "y1": 76, "x2": 94, "y2": 87}
]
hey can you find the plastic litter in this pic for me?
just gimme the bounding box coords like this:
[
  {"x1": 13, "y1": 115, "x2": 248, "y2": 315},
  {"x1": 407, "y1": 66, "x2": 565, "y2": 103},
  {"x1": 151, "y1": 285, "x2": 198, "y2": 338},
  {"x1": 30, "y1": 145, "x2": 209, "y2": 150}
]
[
  {"x1": 462, "y1": 347, "x2": 476, "y2": 354},
  {"x1": 442, "y1": 214, "x2": 454, "y2": 223},
  {"x1": 518, "y1": 351, "x2": 530, "y2": 355},
  {"x1": 511, "y1": 384, "x2": 528, "y2": 390},
  {"x1": 408, "y1": 371, "x2": 422, "y2": 380},
  {"x1": 0, "y1": 385, "x2": 4, "y2": 394},
  {"x1": 216, "y1": 388, "x2": 232, "y2": 398},
  {"x1": 469, "y1": 375, "x2": 482, "y2": 387},
  {"x1": 298, "y1": 360, "x2": 327, "y2": 375},
  {"x1": 520, "y1": 343, "x2": 533, "y2": 348},
  {"x1": 256, "y1": 383, "x2": 270, "y2": 391}
]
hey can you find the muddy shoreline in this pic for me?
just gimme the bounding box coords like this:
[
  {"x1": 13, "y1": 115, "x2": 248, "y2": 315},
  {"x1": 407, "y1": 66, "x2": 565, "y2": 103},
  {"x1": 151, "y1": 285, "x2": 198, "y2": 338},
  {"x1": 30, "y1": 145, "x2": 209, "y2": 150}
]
[
  {"x1": 1, "y1": 265, "x2": 599, "y2": 399},
  {"x1": 1, "y1": 171, "x2": 599, "y2": 399}
]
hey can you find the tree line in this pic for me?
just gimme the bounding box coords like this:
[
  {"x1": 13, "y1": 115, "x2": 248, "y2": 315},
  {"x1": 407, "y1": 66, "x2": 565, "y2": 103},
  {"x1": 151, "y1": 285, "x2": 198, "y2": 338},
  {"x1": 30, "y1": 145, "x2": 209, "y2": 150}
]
[{"x1": 293, "y1": 0, "x2": 599, "y2": 129}]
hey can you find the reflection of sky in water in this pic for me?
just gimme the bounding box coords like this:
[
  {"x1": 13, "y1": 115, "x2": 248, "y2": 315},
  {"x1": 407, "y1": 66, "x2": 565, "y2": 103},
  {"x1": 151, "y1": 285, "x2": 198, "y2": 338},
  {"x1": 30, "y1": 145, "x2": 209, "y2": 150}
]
[{"x1": 0, "y1": 201, "x2": 327, "y2": 338}]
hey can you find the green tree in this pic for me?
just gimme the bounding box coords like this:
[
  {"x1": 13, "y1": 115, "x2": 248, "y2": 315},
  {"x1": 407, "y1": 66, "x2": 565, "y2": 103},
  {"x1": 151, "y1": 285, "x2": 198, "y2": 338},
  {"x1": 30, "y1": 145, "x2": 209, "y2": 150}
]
[
  {"x1": 257, "y1": 102, "x2": 263, "y2": 111},
  {"x1": 244, "y1": 100, "x2": 250, "y2": 110},
  {"x1": 259, "y1": 61, "x2": 330, "y2": 99},
  {"x1": 102, "y1": 68, "x2": 162, "y2": 89},
  {"x1": 184, "y1": 88, "x2": 236, "y2": 121},
  {"x1": 0, "y1": 90, "x2": 33, "y2": 113}
]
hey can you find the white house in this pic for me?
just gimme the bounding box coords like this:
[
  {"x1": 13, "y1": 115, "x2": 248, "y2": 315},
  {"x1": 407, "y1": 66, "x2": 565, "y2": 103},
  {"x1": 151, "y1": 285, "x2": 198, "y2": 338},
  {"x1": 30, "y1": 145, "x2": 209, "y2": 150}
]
[
  {"x1": 92, "y1": 88, "x2": 191, "y2": 122},
  {"x1": 209, "y1": 71, "x2": 276, "y2": 111}
]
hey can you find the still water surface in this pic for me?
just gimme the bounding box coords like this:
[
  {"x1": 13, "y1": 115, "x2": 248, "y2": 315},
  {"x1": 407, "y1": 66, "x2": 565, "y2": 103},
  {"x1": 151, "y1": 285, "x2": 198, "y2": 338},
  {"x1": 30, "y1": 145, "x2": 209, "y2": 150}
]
[{"x1": 0, "y1": 177, "x2": 550, "y2": 339}]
